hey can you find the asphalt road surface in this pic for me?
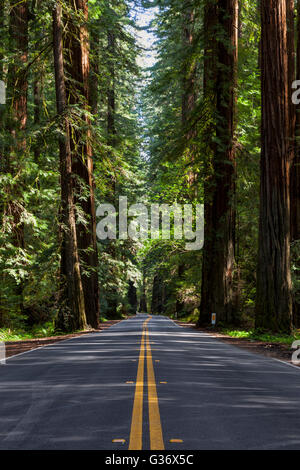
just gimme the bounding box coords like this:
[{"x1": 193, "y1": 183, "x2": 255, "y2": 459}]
[{"x1": 1, "y1": 314, "x2": 300, "y2": 450}]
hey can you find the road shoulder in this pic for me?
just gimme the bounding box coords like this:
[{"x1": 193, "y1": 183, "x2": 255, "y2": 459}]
[
  {"x1": 3, "y1": 320, "x2": 122, "y2": 359},
  {"x1": 175, "y1": 321, "x2": 297, "y2": 367}
]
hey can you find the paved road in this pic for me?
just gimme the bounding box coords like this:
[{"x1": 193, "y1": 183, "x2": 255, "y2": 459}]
[{"x1": 0, "y1": 314, "x2": 300, "y2": 450}]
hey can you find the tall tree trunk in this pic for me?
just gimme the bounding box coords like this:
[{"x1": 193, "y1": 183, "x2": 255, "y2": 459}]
[
  {"x1": 199, "y1": 0, "x2": 218, "y2": 326},
  {"x1": 287, "y1": 0, "x2": 296, "y2": 139},
  {"x1": 139, "y1": 269, "x2": 147, "y2": 312},
  {"x1": 0, "y1": 0, "x2": 4, "y2": 327},
  {"x1": 256, "y1": 0, "x2": 293, "y2": 333},
  {"x1": 151, "y1": 272, "x2": 164, "y2": 315},
  {"x1": 199, "y1": 0, "x2": 238, "y2": 326},
  {"x1": 8, "y1": 1, "x2": 28, "y2": 140},
  {"x1": 292, "y1": 0, "x2": 300, "y2": 324},
  {"x1": 65, "y1": 0, "x2": 100, "y2": 328},
  {"x1": 128, "y1": 280, "x2": 138, "y2": 314},
  {"x1": 89, "y1": 22, "x2": 100, "y2": 117},
  {"x1": 106, "y1": 27, "x2": 119, "y2": 318},
  {"x1": 6, "y1": 0, "x2": 29, "y2": 315},
  {"x1": 179, "y1": 5, "x2": 196, "y2": 311},
  {"x1": 182, "y1": 4, "x2": 197, "y2": 196},
  {"x1": 176, "y1": 263, "x2": 185, "y2": 316},
  {"x1": 107, "y1": 29, "x2": 116, "y2": 148},
  {"x1": 293, "y1": 2, "x2": 300, "y2": 242},
  {"x1": 31, "y1": 0, "x2": 42, "y2": 165},
  {"x1": 53, "y1": 3, "x2": 87, "y2": 332},
  {"x1": 0, "y1": 1, "x2": 4, "y2": 80},
  {"x1": 214, "y1": 0, "x2": 238, "y2": 323},
  {"x1": 0, "y1": 1, "x2": 5, "y2": 143},
  {"x1": 33, "y1": 79, "x2": 41, "y2": 164}
]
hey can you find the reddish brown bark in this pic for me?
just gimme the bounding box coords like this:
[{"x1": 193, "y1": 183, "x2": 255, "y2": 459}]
[
  {"x1": 151, "y1": 272, "x2": 164, "y2": 315},
  {"x1": 292, "y1": 1, "x2": 300, "y2": 242},
  {"x1": 199, "y1": 0, "x2": 238, "y2": 326},
  {"x1": 5, "y1": 1, "x2": 29, "y2": 314},
  {"x1": 139, "y1": 268, "x2": 147, "y2": 312},
  {"x1": 32, "y1": 0, "x2": 42, "y2": 165},
  {"x1": 199, "y1": 0, "x2": 217, "y2": 327},
  {"x1": 65, "y1": 0, "x2": 100, "y2": 328},
  {"x1": 89, "y1": 23, "x2": 100, "y2": 117},
  {"x1": 256, "y1": 0, "x2": 293, "y2": 333},
  {"x1": 53, "y1": 3, "x2": 87, "y2": 331},
  {"x1": 287, "y1": 0, "x2": 296, "y2": 140},
  {"x1": 182, "y1": 5, "x2": 197, "y2": 194},
  {"x1": 106, "y1": 27, "x2": 119, "y2": 318},
  {"x1": 8, "y1": 1, "x2": 28, "y2": 137},
  {"x1": 0, "y1": 1, "x2": 4, "y2": 80},
  {"x1": 291, "y1": 0, "x2": 300, "y2": 324},
  {"x1": 107, "y1": 29, "x2": 116, "y2": 148}
]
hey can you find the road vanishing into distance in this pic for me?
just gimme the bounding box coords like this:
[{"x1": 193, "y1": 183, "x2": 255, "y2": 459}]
[{"x1": 1, "y1": 314, "x2": 300, "y2": 450}]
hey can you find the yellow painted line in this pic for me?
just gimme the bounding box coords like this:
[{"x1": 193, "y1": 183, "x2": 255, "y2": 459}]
[
  {"x1": 128, "y1": 330, "x2": 145, "y2": 450},
  {"x1": 129, "y1": 315, "x2": 164, "y2": 451},
  {"x1": 112, "y1": 439, "x2": 126, "y2": 444},
  {"x1": 126, "y1": 381, "x2": 135, "y2": 384},
  {"x1": 146, "y1": 329, "x2": 165, "y2": 450},
  {"x1": 170, "y1": 439, "x2": 183, "y2": 443},
  {"x1": 128, "y1": 318, "x2": 149, "y2": 450},
  {"x1": 160, "y1": 381, "x2": 167, "y2": 384}
]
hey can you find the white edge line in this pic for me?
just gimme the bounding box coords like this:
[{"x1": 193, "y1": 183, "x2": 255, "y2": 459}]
[
  {"x1": 271, "y1": 357, "x2": 300, "y2": 371},
  {"x1": 2, "y1": 320, "x2": 123, "y2": 362},
  {"x1": 167, "y1": 316, "x2": 300, "y2": 373},
  {"x1": 4, "y1": 333, "x2": 96, "y2": 362},
  {"x1": 208, "y1": 334, "x2": 300, "y2": 372},
  {"x1": 5, "y1": 316, "x2": 300, "y2": 373}
]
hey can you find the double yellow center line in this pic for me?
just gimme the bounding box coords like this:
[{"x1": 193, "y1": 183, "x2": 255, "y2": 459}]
[{"x1": 128, "y1": 316, "x2": 164, "y2": 450}]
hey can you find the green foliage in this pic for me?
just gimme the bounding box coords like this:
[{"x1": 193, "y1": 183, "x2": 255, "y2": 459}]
[
  {"x1": 219, "y1": 328, "x2": 300, "y2": 347},
  {"x1": 0, "y1": 321, "x2": 57, "y2": 342},
  {"x1": 0, "y1": 0, "x2": 298, "y2": 333},
  {"x1": 0, "y1": 0, "x2": 145, "y2": 327}
]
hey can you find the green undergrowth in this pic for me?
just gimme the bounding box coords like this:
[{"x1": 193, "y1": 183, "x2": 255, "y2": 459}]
[
  {"x1": 0, "y1": 322, "x2": 58, "y2": 342},
  {"x1": 0, "y1": 315, "x2": 127, "y2": 342},
  {"x1": 170, "y1": 312, "x2": 300, "y2": 347},
  {"x1": 219, "y1": 328, "x2": 300, "y2": 347},
  {"x1": 170, "y1": 310, "x2": 199, "y2": 324}
]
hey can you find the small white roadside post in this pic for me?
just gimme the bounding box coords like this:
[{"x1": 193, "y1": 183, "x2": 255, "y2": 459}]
[{"x1": 211, "y1": 313, "x2": 217, "y2": 327}]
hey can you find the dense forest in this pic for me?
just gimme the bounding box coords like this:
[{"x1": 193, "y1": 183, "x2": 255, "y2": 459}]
[{"x1": 0, "y1": 0, "x2": 299, "y2": 338}]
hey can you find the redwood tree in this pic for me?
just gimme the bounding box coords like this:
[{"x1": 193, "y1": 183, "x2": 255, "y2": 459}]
[
  {"x1": 53, "y1": 2, "x2": 87, "y2": 332},
  {"x1": 5, "y1": 0, "x2": 29, "y2": 314},
  {"x1": 291, "y1": 0, "x2": 300, "y2": 324},
  {"x1": 198, "y1": 0, "x2": 238, "y2": 326},
  {"x1": 182, "y1": 3, "x2": 197, "y2": 194},
  {"x1": 292, "y1": 1, "x2": 300, "y2": 242},
  {"x1": 256, "y1": 0, "x2": 293, "y2": 333},
  {"x1": 65, "y1": 0, "x2": 100, "y2": 328},
  {"x1": 0, "y1": 1, "x2": 4, "y2": 81},
  {"x1": 198, "y1": 0, "x2": 217, "y2": 326}
]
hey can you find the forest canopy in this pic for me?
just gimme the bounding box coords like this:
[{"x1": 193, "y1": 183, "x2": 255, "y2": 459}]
[{"x1": 0, "y1": 0, "x2": 299, "y2": 339}]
